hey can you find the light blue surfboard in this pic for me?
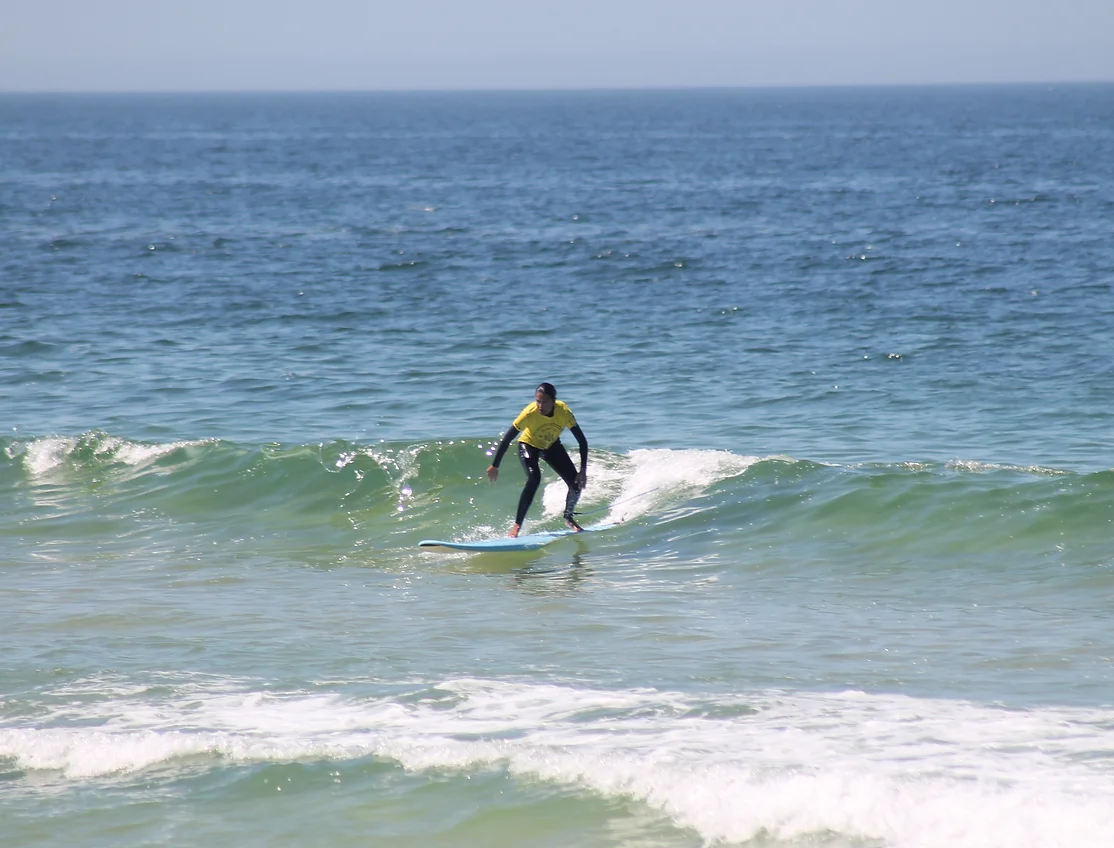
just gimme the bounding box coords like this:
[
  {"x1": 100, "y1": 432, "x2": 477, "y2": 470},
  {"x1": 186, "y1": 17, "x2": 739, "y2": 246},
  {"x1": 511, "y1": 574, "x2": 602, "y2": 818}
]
[{"x1": 419, "y1": 523, "x2": 615, "y2": 553}]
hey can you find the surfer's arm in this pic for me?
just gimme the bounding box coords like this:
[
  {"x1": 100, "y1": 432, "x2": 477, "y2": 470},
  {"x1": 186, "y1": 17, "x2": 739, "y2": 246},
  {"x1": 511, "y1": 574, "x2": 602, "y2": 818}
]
[
  {"x1": 487, "y1": 425, "x2": 519, "y2": 482},
  {"x1": 570, "y1": 425, "x2": 588, "y2": 485}
]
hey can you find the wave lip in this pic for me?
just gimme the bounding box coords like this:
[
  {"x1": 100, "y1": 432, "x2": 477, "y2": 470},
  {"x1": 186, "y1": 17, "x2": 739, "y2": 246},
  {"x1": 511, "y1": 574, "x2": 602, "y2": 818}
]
[
  {"x1": 10, "y1": 431, "x2": 211, "y2": 478},
  {"x1": 563, "y1": 446, "x2": 765, "y2": 525}
]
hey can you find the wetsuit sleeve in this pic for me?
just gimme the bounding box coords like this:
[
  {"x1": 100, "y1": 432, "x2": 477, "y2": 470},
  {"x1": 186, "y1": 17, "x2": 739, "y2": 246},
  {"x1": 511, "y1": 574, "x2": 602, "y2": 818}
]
[
  {"x1": 569, "y1": 425, "x2": 588, "y2": 471},
  {"x1": 490, "y1": 425, "x2": 519, "y2": 468}
]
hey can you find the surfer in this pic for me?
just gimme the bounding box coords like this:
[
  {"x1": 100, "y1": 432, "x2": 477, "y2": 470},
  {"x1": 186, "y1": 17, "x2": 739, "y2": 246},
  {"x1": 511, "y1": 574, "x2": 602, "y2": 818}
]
[{"x1": 486, "y1": 382, "x2": 588, "y2": 537}]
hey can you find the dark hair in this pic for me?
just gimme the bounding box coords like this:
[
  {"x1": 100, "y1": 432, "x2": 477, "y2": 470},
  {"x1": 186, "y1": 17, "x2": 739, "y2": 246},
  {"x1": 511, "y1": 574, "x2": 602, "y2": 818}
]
[{"x1": 536, "y1": 382, "x2": 557, "y2": 398}]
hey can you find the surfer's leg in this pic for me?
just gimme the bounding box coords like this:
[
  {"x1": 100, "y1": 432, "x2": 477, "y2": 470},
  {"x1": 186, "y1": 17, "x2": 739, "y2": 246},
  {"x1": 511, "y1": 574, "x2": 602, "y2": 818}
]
[
  {"x1": 543, "y1": 442, "x2": 583, "y2": 530},
  {"x1": 514, "y1": 443, "x2": 543, "y2": 530}
]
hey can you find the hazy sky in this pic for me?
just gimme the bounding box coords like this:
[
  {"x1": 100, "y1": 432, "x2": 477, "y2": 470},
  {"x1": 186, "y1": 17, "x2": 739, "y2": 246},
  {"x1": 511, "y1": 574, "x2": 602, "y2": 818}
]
[{"x1": 2, "y1": 0, "x2": 1112, "y2": 91}]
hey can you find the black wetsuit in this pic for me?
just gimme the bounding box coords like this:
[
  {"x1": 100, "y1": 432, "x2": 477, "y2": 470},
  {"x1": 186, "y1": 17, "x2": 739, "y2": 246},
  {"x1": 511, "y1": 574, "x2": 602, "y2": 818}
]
[{"x1": 491, "y1": 423, "x2": 588, "y2": 526}]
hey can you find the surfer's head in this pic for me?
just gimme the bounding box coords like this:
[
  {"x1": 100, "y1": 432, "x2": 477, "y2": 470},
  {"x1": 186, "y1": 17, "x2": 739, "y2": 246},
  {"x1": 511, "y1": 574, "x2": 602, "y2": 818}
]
[{"x1": 535, "y1": 382, "x2": 557, "y2": 415}]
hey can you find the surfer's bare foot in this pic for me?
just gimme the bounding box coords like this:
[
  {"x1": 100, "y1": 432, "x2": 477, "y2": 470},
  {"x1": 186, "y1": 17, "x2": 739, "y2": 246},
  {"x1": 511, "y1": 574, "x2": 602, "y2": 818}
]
[
  {"x1": 564, "y1": 517, "x2": 584, "y2": 532},
  {"x1": 509, "y1": 524, "x2": 521, "y2": 538}
]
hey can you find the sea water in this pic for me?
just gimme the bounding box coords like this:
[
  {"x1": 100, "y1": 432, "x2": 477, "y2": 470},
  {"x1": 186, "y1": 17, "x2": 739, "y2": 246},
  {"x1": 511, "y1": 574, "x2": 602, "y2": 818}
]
[{"x1": 2, "y1": 86, "x2": 1113, "y2": 847}]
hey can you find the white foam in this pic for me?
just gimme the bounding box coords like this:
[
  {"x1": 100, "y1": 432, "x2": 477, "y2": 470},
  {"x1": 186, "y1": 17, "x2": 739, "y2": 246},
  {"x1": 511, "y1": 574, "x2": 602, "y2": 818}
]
[
  {"x1": 945, "y1": 459, "x2": 1069, "y2": 476},
  {"x1": 22, "y1": 436, "x2": 79, "y2": 476},
  {"x1": 540, "y1": 447, "x2": 763, "y2": 523},
  {"x1": 4, "y1": 677, "x2": 1113, "y2": 846},
  {"x1": 18, "y1": 434, "x2": 206, "y2": 478},
  {"x1": 102, "y1": 436, "x2": 198, "y2": 467}
]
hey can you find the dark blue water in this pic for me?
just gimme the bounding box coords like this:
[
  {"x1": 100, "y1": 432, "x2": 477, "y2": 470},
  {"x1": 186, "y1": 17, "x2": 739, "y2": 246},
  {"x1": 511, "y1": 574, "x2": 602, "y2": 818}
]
[{"x1": 4, "y1": 86, "x2": 1113, "y2": 463}]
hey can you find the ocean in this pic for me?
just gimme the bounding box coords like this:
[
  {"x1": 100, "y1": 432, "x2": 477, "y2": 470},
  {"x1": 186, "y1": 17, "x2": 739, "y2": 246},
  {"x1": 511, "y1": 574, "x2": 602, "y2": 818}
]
[{"x1": 2, "y1": 85, "x2": 1113, "y2": 847}]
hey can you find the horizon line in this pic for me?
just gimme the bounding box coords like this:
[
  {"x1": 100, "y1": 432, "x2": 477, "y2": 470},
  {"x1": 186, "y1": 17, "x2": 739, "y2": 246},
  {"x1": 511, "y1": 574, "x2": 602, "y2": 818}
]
[{"x1": 2, "y1": 78, "x2": 1113, "y2": 96}]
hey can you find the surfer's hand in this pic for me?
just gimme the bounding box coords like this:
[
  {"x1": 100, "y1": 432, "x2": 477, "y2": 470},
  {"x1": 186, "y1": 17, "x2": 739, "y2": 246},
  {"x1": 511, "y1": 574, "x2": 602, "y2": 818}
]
[
  {"x1": 487, "y1": 465, "x2": 499, "y2": 483},
  {"x1": 576, "y1": 470, "x2": 587, "y2": 489}
]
